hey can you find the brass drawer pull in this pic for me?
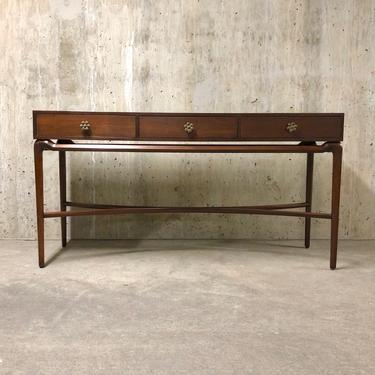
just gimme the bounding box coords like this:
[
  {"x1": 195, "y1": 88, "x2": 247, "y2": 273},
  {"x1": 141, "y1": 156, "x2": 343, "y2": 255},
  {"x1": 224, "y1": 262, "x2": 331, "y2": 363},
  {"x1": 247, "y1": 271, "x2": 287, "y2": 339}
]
[
  {"x1": 286, "y1": 122, "x2": 298, "y2": 133},
  {"x1": 80, "y1": 120, "x2": 91, "y2": 132},
  {"x1": 183, "y1": 122, "x2": 194, "y2": 134}
]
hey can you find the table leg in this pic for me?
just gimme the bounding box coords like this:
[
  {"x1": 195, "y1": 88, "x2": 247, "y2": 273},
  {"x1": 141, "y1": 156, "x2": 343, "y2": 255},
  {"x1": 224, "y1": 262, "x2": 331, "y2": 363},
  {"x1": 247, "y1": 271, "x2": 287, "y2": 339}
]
[
  {"x1": 305, "y1": 152, "x2": 314, "y2": 248},
  {"x1": 330, "y1": 143, "x2": 342, "y2": 270},
  {"x1": 59, "y1": 151, "x2": 67, "y2": 247},
  {"x1": 34, "y1": 141, "x2": 45, "y2": 268}
]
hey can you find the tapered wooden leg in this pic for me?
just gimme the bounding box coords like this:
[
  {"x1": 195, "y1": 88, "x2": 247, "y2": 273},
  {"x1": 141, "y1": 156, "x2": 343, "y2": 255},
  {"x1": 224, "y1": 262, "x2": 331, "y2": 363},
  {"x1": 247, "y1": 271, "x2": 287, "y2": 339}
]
[
  {"x1": 304, "y1": 153, "x2": 314, "y2": 248},
  {"x1": 34, "y1": 141, "x2": 45, "y2": 268},
  {"x1": 59, "y1": 151, "x2": 67, "y2": 247},
  {"x1": 330, "y1": 144, "x2": 342, "y2": 270}
]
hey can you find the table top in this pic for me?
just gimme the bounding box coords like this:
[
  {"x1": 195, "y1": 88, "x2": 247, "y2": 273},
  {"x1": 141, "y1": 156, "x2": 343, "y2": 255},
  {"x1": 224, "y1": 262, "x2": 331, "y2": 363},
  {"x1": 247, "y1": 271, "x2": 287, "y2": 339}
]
[{"x1": 33, "y1": 111, "x2": 344, "y2": 142}]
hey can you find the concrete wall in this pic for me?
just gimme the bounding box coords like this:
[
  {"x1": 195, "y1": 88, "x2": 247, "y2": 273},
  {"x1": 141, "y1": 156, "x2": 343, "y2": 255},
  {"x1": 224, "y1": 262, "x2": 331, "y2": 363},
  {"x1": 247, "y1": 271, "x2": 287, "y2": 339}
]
[{"x1": 0, "y1": 0, "x2": 374, "y2": 240}]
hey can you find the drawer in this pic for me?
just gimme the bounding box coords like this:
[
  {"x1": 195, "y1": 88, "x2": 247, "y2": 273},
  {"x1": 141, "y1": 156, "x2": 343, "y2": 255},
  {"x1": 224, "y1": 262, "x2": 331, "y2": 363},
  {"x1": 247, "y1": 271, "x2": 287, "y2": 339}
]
[
  {"x1": 34, "y1": 113, "x2": 136, "y2": 140},
  {"x1": 239, "y1": 115, "x2": 343, "y2": 141},
  {"x1": 139, "y1": 116, "x2": 238, "y2": 140}
]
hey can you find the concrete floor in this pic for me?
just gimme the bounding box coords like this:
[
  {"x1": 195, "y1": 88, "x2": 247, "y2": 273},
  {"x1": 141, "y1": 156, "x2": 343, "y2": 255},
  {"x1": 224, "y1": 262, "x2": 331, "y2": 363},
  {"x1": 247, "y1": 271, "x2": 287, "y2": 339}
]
[{"x1": 0, "y1": 240, "x2": 374, "y2": 374}]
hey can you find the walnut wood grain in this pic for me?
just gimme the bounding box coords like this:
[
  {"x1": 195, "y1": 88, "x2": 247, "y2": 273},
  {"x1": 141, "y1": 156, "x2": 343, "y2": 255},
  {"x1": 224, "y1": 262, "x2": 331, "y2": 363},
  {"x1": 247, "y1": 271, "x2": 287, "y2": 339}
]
[
  {"x1": 35, "y1": 113, "x2": 136, "y2": 140},
  {"x1": 139, "y1": 116, "x2": 238, "y2": 140},
  {"x1": 239, "y1": 115, "x2": 343, "y2": 141}
]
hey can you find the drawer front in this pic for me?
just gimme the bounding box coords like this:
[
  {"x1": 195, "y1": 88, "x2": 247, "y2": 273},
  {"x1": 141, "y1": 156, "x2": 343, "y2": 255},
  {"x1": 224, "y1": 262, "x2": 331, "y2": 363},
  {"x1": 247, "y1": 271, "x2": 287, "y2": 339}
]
[
  {"x1": 35, "y1": 113, "x2": 136, "y2": 140},
  {"x1": 139, "y1": 116, "x2": 238, "y2": 140},
  {"x1": 239, "y1": 116, "x2": 343, "y2": 141}
]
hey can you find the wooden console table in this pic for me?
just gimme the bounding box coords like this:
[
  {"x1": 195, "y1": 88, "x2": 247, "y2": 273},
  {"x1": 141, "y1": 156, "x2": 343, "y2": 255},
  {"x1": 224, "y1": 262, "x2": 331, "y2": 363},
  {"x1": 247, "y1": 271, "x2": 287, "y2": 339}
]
[{"x1": 33, "y1": 111, "x2": 344, "y2": 269}]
